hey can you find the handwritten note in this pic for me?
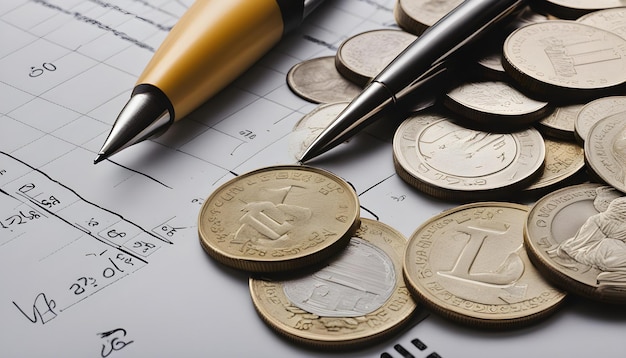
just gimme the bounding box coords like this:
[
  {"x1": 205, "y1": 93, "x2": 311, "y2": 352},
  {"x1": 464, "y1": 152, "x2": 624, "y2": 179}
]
[{"x1": 1, "y1": 0, "x2": 625, "y2": 357}]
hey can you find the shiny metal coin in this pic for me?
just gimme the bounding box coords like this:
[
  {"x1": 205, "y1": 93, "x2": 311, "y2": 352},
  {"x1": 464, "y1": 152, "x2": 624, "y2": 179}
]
[
  {"x1": 577, "y1": 7, "x2": 626, "y2": 40},
  {"x1": 286, "y1": 56, "x2": 362, "y2": 104},
  {"x1": 394, "y1": 0, "x2": 463, "y2": 35},
  {"x1": 289, "y1": 102, "x2": 348, "y2": 161},
  {"x1": 584, "y1": 112, "x2": 626, "y2": 194},
  {"x1": 198, "y1": 165, "x2": 360, "y2": 273},
  {"x1": 392, "y1": 111, "x2": 545, "y2": 201},
  {"x1": 335, "y1": 29, "x2": 416, "y2": 86},
  {"x1": 404, "y1": 202, "x2": 567, "y2": 328},
  {"x1": 575, "y1": 95, "x2": 626, "y2": 144},
  {"x1": 533, "y1": 0, "x2": 626, "y2": 19},
  {"x1": 525, "y1": 183, "x2": 626, "y2": 303},
  {"x1": 524, "y1": 138, "x2": 585, "y2": 194},
  {"x1": 250, "y1": 218, "x2": 416, "y2": 349},
  {"x1": 503, "y1": 20, "x2": 626, "y2": 101},
  {"x1": 443, "y1": 81, "x2": 552, "y2": 127},
  {"x1": 535, "y1": 103, "x2": 584, "y2": 141}
]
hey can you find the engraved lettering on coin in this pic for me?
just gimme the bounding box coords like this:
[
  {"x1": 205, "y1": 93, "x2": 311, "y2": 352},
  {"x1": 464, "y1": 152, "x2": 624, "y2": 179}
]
[
  {"x1": 524, "y1": 138, "x2": 585, "y2": 193},
  {"x1": 404, "y1": 202, "x2": 566, "y2": 327},
  {"x1": 336, "y1": 29, "x2": 417, "y2": 86},
  {"x1": 283, "y1": 237, "x2": 396, "y2": 317},
  {"x1": 536, "y1": 103, "x2": 583, "y2": 141},
  {"x1": 286, "y1": 56, "x2": 362, "y2": 104},
  {"x1": 575, "y1": 96, "x2": 626, "y2": 144},
  {"x1": 503, "y1": 21, "x2": 626, "y2": 100},
  {"x1": 525, "y1": 184, "x2": 626, "y2": 303},
  {"x1": 585, "y1": 112, "x2": 626, "y2": 193},
  {"x1": 577, "y1": 7, "x2": 626, "y2": 40}
]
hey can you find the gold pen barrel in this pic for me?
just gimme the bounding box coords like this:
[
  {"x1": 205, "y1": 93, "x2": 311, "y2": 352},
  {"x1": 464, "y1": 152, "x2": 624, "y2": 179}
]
[{"x1": 138, "y1": 0, "x2": 285, "y2": 120}]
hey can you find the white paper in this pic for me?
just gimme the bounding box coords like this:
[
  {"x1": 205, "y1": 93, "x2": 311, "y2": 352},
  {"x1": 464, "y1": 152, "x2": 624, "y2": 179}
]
[{"x1": 1, "y1": 1, "x2": 625, "y2": 357}]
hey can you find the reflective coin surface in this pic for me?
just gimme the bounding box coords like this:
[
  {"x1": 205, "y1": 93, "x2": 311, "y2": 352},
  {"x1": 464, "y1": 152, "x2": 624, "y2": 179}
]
[
  {"x1": 394, "y1": 0, "x2": 463, "y2": 35},
  {"x1": 289, "y1": 102, "x2": 348, "y2": 161},
  {"x1": 584, "y1": 112, "x2": 626, "y2": 194},
  {"x1": 286, "y1": 56, "x2": 362, "y2": 104},
  {"x1": 404, "y1": 202, "x2": 567, "y2": 328},
  {"x1": 577, "y1": 7, "x2": 626, "y2": 40},
  {"x1": 392, "y1": 112, "x2": 545, "y2": 201},
  {"x1": 575, "y1": 96, "x2": 626, "y2": 144},
  {"x1": 250, "y1": 218, "x2": 416, "y2": 349},
  {"x1": 335, "y1": 29, "x2": 416, "y2": 86},
  {"x1": 536, "y1": 103, "x2": 583, "y2": 141},
  {"x1": 443, "y1": 81, "x2": 551, "y2": 126},
  {"x1": 524, "y1": 183, "x2": 626, "y2": 303},
  {"x1": 503, "y1": 20, "x2": 626, "y2": 100},
  {"x1": 524, "y1": 138, "x2": 585, "y2": 194},
  {"x1": 198, "y1": 165, "x2": 360, "y2": 273},
  {"x1": 536, "y1": 0, "x2": 626, "y2": 19}
]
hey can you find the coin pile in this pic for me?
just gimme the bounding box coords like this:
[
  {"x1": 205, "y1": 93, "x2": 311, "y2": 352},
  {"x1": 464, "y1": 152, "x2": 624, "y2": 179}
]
[{"x1": 197, "y1": 1, "x2": 626, "y2": 350}]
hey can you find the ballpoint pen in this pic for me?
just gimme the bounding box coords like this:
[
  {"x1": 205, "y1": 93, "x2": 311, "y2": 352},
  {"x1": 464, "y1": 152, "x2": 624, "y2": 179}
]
[
  {"x1": 298, "y1": 0, "x2": 527, "y2": 163},
  {"x1": 94, "y1": 0, "x2": 324, "y2": 164}
]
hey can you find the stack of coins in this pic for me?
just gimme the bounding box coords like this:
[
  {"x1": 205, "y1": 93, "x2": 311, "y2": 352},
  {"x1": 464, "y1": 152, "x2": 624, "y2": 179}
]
[{"x1": 197, "y1": 0, "x2": 626, "y2": 350}]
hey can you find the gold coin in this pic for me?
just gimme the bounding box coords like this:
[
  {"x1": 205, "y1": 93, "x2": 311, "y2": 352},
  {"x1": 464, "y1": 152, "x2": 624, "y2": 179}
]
[
  {"x1": 249, "y1": 218, "x2": 417, "y2": 349},
  {"x1": 535, "y1": 103, "x2": 584, "y2": 141},
  {"x1": 503, "y1": 20, "x2": 626, "y2": 101},
  {"x1": 392, "y1": 111, "x2": 545, "y2": 201},
  {"x1": 524, "y1": 183, "x2": 626, "y2": 303},
  {"x1": 577, "y1": 7, "x2": 626, "y2": 40},
  {"x1": 443, "y1": 81, "x2": 552, "y2": 127},
  {"x1": 198, "y1": 165, "x2": 360, "y2": 273},
  {"x1": 404, "y1": 202, "x2": 566, "y2": 328},
  {"x1": 286, "y1": 56, "x2": 362, "y2": 104},
  {"x1": 394, "y1": 0, "x2": 463, "y2": 35},
  {"x1": 532, "y1": 0, "x2": 626, "y2": 19},
  {"x1": 584, "y1": 112, "x2": 626, "y2": 194},
  {"x1": 574, "y1": 95, "x2": 626, "y2": 144},
  {"x1": 524, "y1": 138, "x2": 585, "y2": 194},
  {"x1": 335, "y1": 29, "x2": 416, "y2": 86}
]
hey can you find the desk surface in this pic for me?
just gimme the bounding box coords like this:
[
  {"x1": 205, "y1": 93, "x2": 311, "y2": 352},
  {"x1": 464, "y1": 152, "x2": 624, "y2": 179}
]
[{"x1": 1, "y1": 0, "x2": 624, "y2": 357}]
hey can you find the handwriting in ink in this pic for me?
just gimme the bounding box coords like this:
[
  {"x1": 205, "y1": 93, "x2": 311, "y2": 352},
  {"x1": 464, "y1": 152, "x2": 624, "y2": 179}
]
[
  {"x1": 98, "y1": 328, "x2": 134, "y2": 357},
  {"x1": 12, "y1": 293, "x2": 57, "y2": 324},
  {"x1": 29, "y1": 62, "x2": 57, "y2": 77}
]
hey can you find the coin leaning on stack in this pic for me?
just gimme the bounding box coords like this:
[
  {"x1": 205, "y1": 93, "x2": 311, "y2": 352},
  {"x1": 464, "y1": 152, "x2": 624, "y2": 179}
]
[{"x1": 195, "y1": 0, "x2": 626, "y2": 350}]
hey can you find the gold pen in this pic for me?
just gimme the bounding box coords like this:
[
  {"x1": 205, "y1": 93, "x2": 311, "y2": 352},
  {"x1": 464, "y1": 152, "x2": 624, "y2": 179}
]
[{"x1": 95, "y1": 0, "x2": 324, "y2": 164}]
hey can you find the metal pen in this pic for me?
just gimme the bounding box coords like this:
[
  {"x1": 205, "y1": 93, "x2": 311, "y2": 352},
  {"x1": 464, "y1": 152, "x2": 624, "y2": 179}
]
[
  {"x1": 298, "y1": 0, "x2": 527, "y2": 163},
  {"x1": 95, "y1": 0, "x2": 324, "y2": 164}
]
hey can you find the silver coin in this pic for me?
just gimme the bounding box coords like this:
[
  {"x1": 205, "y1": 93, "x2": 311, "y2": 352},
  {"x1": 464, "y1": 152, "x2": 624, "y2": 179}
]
[
  {"x1": 289, "y1": 102, "x2": 349, "y2": 160},
  {"x1": 575, "y1": 95, "x2": 626, "y2": 144},
  {"x1": 394, "y1": 0, "x2": 463, "y2": 35},
  {"x1": 443, "y1": 81, "x2": 551, "y2": 127},
  {"x1": 335, "y1": 29, "x2": 417, "y2": 86},
  {"x1": 578, "y1": 7, "x2": 626, "y2": 40},
  {"x1": 584, "y1": 111, "x2": 626, "y2": 194},
  {"x1": 524, "y1": 138, "x2": 585, "y2": 194},
  {"x1": 286, "y1": 56, "x2": 362, "y2": 104},
  {"x1": 534, "y1": 0, "x2": 626, "y2": 19},
  {"x1": 392, "y1": 111, "x2": 546, "y2": 201},
  {"x1": 503, "y1": 20, "x2": 626, "y2": 101},
  {"x1": 535, "y1": 103, "x2": 584, "y2": 141}
]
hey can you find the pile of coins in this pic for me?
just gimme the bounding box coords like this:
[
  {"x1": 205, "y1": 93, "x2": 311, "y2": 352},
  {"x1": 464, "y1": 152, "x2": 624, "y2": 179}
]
[{"x1": 198, "y1": 0, "x2": 626, "y2": 351}]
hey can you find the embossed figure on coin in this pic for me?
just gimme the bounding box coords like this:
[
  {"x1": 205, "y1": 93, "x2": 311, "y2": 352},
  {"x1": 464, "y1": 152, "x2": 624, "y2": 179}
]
[
  {"x1": 548, "y1": 195, "x2": 626, "y2": 287},
  {"x1": 233, "y1": 186, "x2": 312, "y2": 244},
  {"x1": 542, "y1": 35, "x2": 620, "y2": 78},
  {"x1": 283, "y1": 238, "x2": 395, "y2": 317},
  {"x1": 613, "y1": 126, "x2": 626, "y2": 184}
]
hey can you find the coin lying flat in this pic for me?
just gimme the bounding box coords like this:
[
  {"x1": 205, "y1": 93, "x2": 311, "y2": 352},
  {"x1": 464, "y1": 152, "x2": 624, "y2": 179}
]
[
  {"x1": 392, "y1": 111, "x2": 545, "y2": 201},
  {"x1": 289, "y1": 102, "x2": 349, "y2": 161},
  {"x1": 503, "y1": 20, "x2": 626, "y2": 101},
  {"x1": 575, "y1": 96, "x2": 626, "y2": 144},
  {"x1": 404, "y1": 202, "x2": 566, "y2": 328},
  {"x1": 335, "y1": 29, "x2": 416, "y2": 86},
  {"x1": 286, "y1": 56, "x2": 362, "y2": 104},
  {"x1": 584, "y1": 112, "x2": 626, "y2": 194},
  {"x1": 394, "y1": 0, "x2": 463, "y2": 35},
  {"x1": 524, "y1": 183, "x2": 626, "y2": 303},
  {"x1": 524, "y1": 138, "x2": 585, "y2": 194},
  {"x1": 533, "y1": 0, "x2": 626, "y2": 19},
  {"x1": 577, "y1": 7, "x2": 626, "y2": 40},
  {"x1": 198, "y1": 165, "x2": 360, "y2": 273},
  {"x1": 443, "y1": 81, "x2": 551, "y2": 127},
  {"x1": 250, "y1": 218, "x2": 416, "y2": 349},
  {"x1": 535, "y1": 103, "x2": 584, "y2": 141}
]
